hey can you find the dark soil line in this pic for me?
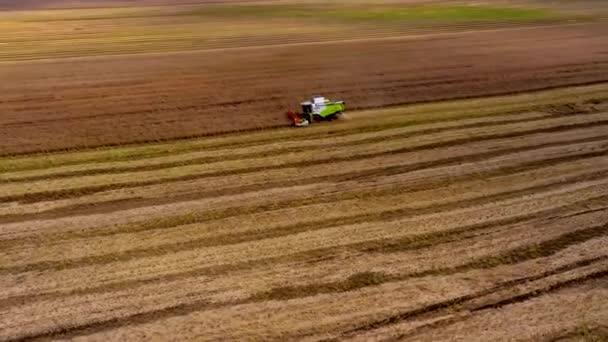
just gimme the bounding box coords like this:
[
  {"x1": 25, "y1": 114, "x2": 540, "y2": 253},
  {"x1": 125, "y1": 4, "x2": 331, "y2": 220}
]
[
  {"x1": 1, "y1": 82, "x2": 605, "y2": 161},
  {"x1": 2, "y1": 145, "x2": 606, "y2": 252},
  {"x1": 356, "y1": 206, "x2": 608, "y2": 255},
  {"x1": 3, "y1": 119, "x2": 608, "y2": 205},
  {"x1": 4, "y1": 132, "x2": 606, "y2": 225},
  {"x1": 369, "y1": 269, "x2": 608, "y2": 342},
  {"x1": 16, "y1": 256, "x2": 607, "y2": 342},
  {"x1": 12, "y1": 299, "x2": 230, "y2": 342},
  {"x1": 395, "y1": 268, "x2": 608, "y2": 341},
  {"x1": 249, "y1": 223, "x2": 608, "y2": 302},
  {"x1": 4, "y1": 111, "x2": 564, "y2": 184},
  {"x1": 2, "y1": 180, "x2": 607, "y2": 313},
  {"x1": 546, "y1": 324, "x2": 608, "y2": 342},
  {"x1": 334, "y1": 258, "x2": 608, "y2": 340},
  {"x1": 2, "y1": 168, "x2": 605, "y2": 276},
  {"x1": 472, "y1": 271, "x2": 608, "y2": 312}
]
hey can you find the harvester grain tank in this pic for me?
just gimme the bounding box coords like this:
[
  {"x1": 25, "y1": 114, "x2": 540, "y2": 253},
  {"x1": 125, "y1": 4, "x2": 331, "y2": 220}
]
[{"x1": 287, "y1": 95, "x2": 346, "y2": 127}]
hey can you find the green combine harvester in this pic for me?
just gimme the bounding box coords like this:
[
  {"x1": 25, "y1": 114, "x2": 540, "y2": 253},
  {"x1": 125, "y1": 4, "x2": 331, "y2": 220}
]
[{"x1": 287, "y1": 95, "x2": 346, "y2": 127}]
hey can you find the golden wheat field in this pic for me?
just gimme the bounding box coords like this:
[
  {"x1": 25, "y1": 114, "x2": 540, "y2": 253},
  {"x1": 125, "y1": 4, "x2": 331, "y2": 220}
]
[{"x1": 1, "y1": 84, "x2": 608, "y2": 341}]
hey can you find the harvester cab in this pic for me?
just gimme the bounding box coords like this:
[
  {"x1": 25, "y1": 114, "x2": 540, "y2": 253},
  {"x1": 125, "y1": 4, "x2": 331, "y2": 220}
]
[{"x1": 288, "y1": 95, "x2": 346, "y2": 127}]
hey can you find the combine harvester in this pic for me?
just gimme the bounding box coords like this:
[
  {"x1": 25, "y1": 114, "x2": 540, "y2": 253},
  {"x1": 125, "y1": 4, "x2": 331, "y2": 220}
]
[{"x1": 287, "y1": 95, "x2": 346, "y2": 127}]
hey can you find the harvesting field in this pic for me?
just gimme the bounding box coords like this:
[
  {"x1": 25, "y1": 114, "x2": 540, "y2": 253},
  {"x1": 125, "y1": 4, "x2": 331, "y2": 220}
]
[
  {"x1": 1, "y1": 84, "x2": 608, "y2": 340},
  {"x1": 1, "y1": 1, "x2": 608, "y2": 155},
  {"x1": 2, "y1": 0, "x2": 608, "y2": 340}
]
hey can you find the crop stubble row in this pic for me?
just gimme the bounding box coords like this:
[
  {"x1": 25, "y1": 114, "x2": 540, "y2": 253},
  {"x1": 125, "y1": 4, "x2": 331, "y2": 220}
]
[{"x1": 1, "y1": 85, "x2": 608, "y2": 340}]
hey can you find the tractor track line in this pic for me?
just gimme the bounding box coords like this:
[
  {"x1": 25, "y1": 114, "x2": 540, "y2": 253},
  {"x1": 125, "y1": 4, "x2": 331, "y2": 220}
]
[
  {"x1": 2, "y1": 177, "x2": 607, "y2": 310},
  {"x1": 385, "y1": 274, "x2": 608, "y2": 342},
  {"x1": 2, "y1": 119, "x2": 608, "y2": 205},
  {"x1": 0, "y1": 137, "x2": 602, "y2": 223},
  {"x1": 2, "y1": 144, "x2": 607, "y2": 246},
  {"x1": 2, "y1": 111, "x2": 572, "y2": 183},
  {"x1": 249, "y1": 222, "x2": 608, "y2": 302},
  {"x1": 3, "y1": 168, "x2": 606, "y2": 276},
  {"x1": 544, "y1": 325, "x2": 608, "y2": 342},
  {"x1": 351, "y1": 268, "x2": 608, "y2": 342},
  {"x1": 332, "y1": 261, "x2": 608, "y2": 341},
  {"x1": 10, "y1": 257, "x2": 608, "y2": 342}
]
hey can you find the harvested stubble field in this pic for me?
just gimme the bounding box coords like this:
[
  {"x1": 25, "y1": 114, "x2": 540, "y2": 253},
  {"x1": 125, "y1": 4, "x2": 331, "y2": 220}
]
[
  {"x1": 1, "y1": 1, "x2": 608, "y2": 155},
  {"x1": 1, "y1": 84, "x2": 608, "y2": 341}
]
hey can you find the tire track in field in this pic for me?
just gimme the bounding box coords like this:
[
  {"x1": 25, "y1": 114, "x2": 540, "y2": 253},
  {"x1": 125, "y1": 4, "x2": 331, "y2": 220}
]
[
  {"x1": 545, "y1": 325, "x2": 608, "y2": 342},
  {"x1": 2, "y1": 141, "x2": 606, "y2": 247},
  {"x1": 2, "y1": 179, "x2": 607, "y2": 311},
  {"x1": 382, "y1": 274, "x2": 608, "y2": 342},
  {"x1": 2, "y1": 165, "x2": 606, "y2": 276},
  {"x1": 5, "y1": 129, "x2": 607, "y2": 224},
  {"x1": 2, "y1": 118, "x2": 608, "y2": 205},
  {"x1": 335, "y1": 263, "x2": 608, "y2": 341},
  {"x1": 12, "y1": 257, "x2": 608, "y2": 342},
  {"x1": 250, "y1": 221, "x2": 608, "y2": 302},
  {"x1": 2, "y1": 111, "x2": 568, "y2": 183}
]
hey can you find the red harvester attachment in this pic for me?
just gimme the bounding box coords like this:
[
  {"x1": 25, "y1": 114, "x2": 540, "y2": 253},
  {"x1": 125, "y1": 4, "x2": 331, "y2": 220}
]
[{"x1": 287, "y1": 110, "x2": 310, "y2": 127}]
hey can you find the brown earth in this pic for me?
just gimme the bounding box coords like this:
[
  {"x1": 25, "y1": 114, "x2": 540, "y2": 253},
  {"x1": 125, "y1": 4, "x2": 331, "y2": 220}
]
[
  {"x1": 0, "y1": 85, "x2": 607, "y2": 341},
  {"x1": 1, "y1": 22, "x2": 607, "y2": 155},
  {"x1": 0, "y1": 0, "x2": 260, "y2": 10}
]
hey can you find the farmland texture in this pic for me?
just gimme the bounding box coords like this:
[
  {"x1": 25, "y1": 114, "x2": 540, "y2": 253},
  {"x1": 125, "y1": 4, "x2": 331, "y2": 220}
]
[
  {"x1": 2, "y1": 1, "x2": 608, "y2": 340},
  {"x1": 1, "y1": 1, "x2": 608, "y2": 154},
  {"x1": 1, "y1": 84, "x2": 608, "y2": 340}
]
